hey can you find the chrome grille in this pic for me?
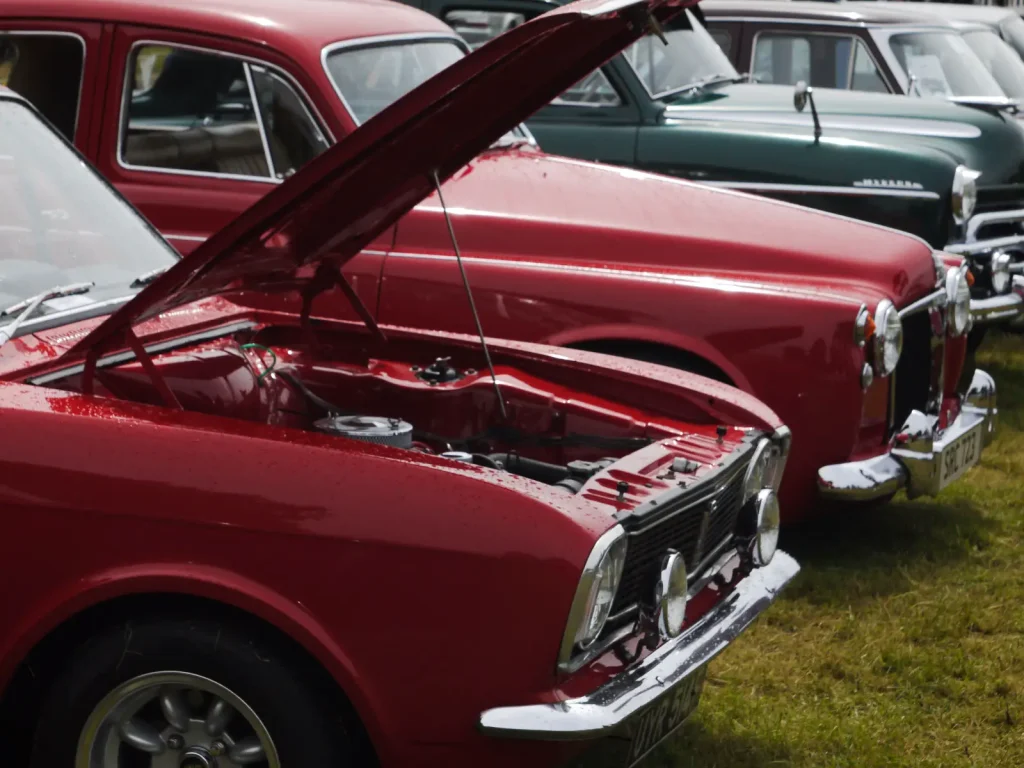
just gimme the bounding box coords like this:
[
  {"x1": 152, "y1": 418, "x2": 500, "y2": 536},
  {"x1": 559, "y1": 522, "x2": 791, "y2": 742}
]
[{"x1": 609, "y1": 451, "x2": 750, "y2": 621}]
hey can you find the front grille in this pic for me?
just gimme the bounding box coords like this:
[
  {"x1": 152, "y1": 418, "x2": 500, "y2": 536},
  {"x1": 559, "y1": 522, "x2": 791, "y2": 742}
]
[
  {"x1": 609, "y1": 455, "x2": 749, "y2": 621},
  {"x1": 892, "y1": 310, "x2": 935, "y2": 436}
]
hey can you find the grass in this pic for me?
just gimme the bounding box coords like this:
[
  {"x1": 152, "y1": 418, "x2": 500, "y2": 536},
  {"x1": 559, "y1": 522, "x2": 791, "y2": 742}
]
[{"x1": 653, "y1": 332, "x2": 1024, "y2": 768}]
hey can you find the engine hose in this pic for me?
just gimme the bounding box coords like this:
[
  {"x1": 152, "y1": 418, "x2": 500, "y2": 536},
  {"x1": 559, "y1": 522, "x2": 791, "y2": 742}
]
[{"x1": 488, "y1": 452, "x2": 572, "y2": 485}]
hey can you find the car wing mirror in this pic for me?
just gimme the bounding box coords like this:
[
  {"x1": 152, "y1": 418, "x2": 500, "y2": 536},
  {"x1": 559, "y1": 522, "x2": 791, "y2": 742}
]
[{"x1": 793, "y1": 80, "x2": 822, "y2": 143}]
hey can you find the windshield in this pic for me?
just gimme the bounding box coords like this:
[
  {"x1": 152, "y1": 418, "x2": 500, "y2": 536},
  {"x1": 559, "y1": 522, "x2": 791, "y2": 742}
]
[
  {"x1": 323, "y1": 37, "x2": 529, "y2": 143},
  {"x1": 888, "y1": 31, "x2": 1005, "y2": 99},
  {"x1": 962, "y1": 29, "x2": 1024, "y2": 100},
  {"x1": 0, "y1": 99, "x2": 175, "y2": 325},
  {"x1": 622, "y1": 10, "x2": 740, "y2": 99}
]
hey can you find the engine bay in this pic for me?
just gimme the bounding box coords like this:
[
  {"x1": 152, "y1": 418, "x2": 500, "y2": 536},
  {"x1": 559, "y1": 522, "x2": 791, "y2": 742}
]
[{"x1": 47, "y1": 323, "x2": 696, "y2": 494}]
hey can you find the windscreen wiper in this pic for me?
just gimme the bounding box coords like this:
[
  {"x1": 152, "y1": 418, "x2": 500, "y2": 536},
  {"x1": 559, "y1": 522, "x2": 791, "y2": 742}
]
[
  {"x1": 0, "y1": 282, "x2": 94, "y2": 349},
  {"x1": 130, "y1": 266, "x2": 170, "y2": 289}
]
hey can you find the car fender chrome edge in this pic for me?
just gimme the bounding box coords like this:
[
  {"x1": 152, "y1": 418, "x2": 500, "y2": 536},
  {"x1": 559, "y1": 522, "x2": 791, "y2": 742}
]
[
  {"x1": 477, "y1": 552, "x2": 800, "y2": 741},
  {"x1": 697, "y1": 181, "x2": 940, "y2": 200}
]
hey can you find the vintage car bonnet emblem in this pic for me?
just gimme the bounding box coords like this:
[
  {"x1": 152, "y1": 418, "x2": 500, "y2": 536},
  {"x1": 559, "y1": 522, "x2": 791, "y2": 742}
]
[{"x1": 64, "y1": 0, "x2": 692, "y2": 365}]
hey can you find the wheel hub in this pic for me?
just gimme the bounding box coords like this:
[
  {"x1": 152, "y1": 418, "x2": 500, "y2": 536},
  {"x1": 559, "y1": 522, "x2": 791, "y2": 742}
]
[{"x1": 179, "y1": 746, "x2": 213, "y2": 768}]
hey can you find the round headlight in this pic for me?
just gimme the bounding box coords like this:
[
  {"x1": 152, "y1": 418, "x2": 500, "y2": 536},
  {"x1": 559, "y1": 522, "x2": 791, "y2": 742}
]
[
  {"x1": 991, "y1": 251, "x2": 1012, "y2": 295},
  {"x1": 752, "y1": 489, "x2": 781, "y2": 567},
  {"x1": 655, "y1": 549, "x2": 688, "y2": 639},
  {"x1": 573, "y1": 533, "x2": 627, "y2": 649},
  {"x1": 872, "y1": 299, "x2": 903, "y2": 377},
  {"x1": 952, "y1": 165, "x2": 981, "y2": 225},
  {"x1": 946, "y1": 266, "x2": 972, "y2": 336}
]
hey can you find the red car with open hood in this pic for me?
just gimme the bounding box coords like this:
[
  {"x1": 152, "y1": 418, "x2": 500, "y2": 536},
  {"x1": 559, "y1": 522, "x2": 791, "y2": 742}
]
[
  {"x1": 0, "y1": 2, "x2": 800, "y2": 767},
  {"x1": 0, "y1": 0, "x2": 997, "y2": 519}
]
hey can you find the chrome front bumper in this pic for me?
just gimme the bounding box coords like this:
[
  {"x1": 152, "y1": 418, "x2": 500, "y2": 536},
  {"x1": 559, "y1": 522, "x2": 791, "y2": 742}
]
[
  {"x1": 971, "y1": 276, "x2": 1024, "y2": 326},
  {"x1": 817, "y1": 369, "x2": 997, "y2": 502},
  {"x1": 478, "y1": 552, "x2": 800, "y2": 741},
  {"x1": 945, "y1": 207, "x2": 1024, "y2": 257}
]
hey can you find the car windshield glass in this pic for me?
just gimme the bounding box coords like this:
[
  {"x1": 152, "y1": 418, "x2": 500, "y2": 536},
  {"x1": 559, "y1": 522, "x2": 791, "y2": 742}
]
[
  {"x1": 888, "y1": 31, "x2": 1004, "y2": 98},
  {"x1": 623, "y1": 10, "x2": 740, "y2": 99},
  {"x1": 323, "y1": 38, "x2": 528, "y2": 142},
  {"x1": 0, "y1": 99, "x2": 175, "y2": 322},
  {"x1": 962, "y1": 29, "x2": 1024, "y2": 100},
  {"x1": 1000, "y1": 15, "x2": 1024, "y2": 60}
]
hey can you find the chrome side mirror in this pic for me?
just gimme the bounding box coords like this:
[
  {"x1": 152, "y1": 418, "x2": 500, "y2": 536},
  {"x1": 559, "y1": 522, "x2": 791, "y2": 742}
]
[{"x1": 793, "y1": 80, "x2": 822, "y2": 142}]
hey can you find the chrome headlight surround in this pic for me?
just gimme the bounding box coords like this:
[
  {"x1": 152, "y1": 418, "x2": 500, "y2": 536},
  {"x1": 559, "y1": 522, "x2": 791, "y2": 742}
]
[
  {"x1": 872, "y1": 299, "x2": 903, "y2": 377},
  {"x1": 558, "y1": 526, "x2": 628, "y2": 667},
  {"x1": 952, "y1": 165, "x2": 982, "y2": 226},
  {"x1": 991, "y1": 251, "x2": 1012, "y2": 295},
  {"x1": 654, "y1": 549, "x2": 688, "y2": 640},
  {"x1": 752, "y1": 489, "x2": 781, "y2": 567},
  {"x1": 945, "y1": 264, "x2": 972, "y2": 336}
]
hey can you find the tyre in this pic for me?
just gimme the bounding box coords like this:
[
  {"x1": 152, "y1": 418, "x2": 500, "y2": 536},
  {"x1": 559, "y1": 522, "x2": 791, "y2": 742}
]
[{"x1": 30, "y1": 616, "x2": 359, "y2": 767}]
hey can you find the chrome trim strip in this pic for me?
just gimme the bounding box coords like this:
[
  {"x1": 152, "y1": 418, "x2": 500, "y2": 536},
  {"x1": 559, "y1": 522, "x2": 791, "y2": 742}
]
[
  {"x1": 963, "y1": 207, "x2": 1024, "y2": 243},
  {"x1": 705, "y1": 16, "x2": 953, "y2": 32},
  {"x1": 27, "y1": 321, "x2": 257, "y2": 386},
  {"x1": 0, "y1": 30, "x2": 87, "y2": 139},
  {"x1": 663, "y1": 107, "x2": 982, "y2": 139},
  {"x1": 946, "y1": 234, "x2": 1024, "y2": 255},
  {"x1": 898, "y1": 288, "x2": 946, "y2": 319},
  {"x1": 117, "y1": 39, "x2": 335, "y2": 182},
  {"x1": 478, "y1": 552, "x2": 800, "y2": 740},
  {"x1": 698, "y1": 181, "x2": 939, "y2": 200},
  {"x1": 320, "y1": 32, "x2": 468, "y2": 127},
  {"x1": 243, "y1": 62, "x2": 277, "y2": 180},
  {"x1": 164, "y1": 233, "x2": 206, "y2": 243}
]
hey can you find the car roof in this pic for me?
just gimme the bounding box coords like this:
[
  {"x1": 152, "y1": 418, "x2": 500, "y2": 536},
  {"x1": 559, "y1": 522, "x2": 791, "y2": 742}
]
[
  {"x1": 701, "y1": 0, "x2": 957, "y2": 27},
  {"x1": 883, "y1": 2, "x2": 1017, "y2": 25},
  {"x1": 0, "y1": 0, "x2": 454, "y2": 52}
]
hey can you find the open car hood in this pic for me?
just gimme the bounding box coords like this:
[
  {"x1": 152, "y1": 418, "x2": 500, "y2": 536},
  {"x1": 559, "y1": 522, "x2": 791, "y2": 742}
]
[{"x1": 66, "y1": 0, "x2": 690, "y2": 362}]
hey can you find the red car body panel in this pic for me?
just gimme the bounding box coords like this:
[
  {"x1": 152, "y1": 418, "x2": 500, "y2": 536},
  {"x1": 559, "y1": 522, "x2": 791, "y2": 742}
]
[{"x1": 0, "y1": 0, "x2": 964, "y2": 518}]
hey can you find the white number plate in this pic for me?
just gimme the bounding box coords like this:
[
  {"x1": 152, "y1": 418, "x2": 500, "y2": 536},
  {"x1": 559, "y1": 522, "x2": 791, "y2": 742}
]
[
  {"x1": 938, "y1": 423, "x2": 982, "y2": 490},
  {"x1": 624, "y1": 664, "x2": 707, "y2": 766}
]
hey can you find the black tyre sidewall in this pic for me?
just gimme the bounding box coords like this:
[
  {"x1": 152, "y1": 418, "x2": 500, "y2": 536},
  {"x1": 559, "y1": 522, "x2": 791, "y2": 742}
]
[{"x1": 31, "y1": 617, "x2": 355, "y2": 766}]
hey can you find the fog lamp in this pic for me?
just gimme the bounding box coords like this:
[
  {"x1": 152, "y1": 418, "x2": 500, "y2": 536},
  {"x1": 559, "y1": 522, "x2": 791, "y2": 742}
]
[{"x1": 752, "y1": 489, "x2": 781, "y2": 567}]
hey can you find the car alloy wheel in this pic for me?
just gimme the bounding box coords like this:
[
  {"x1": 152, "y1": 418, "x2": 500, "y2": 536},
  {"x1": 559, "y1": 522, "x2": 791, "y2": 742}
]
[{"x1": 75, "y1": 671, "x2": 279, "y2": 767}]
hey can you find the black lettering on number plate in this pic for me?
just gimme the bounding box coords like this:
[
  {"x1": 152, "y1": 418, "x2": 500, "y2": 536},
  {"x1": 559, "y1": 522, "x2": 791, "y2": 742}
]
[
  {"x1": 626, "y1": 666, "x2": 707, "y2": 766},
  {"x1": 942, "y1": 430, "x2": 978, "y2": 487}
]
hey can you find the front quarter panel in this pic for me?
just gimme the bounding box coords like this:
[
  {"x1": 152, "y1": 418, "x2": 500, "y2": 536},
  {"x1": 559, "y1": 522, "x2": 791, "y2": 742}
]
[{"x1": 0, "y1": 381, "x2": 602, "y2": 761}]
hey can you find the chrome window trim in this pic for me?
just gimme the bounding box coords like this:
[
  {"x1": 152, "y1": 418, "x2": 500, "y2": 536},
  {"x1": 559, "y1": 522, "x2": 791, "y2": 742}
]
[
  {"x1": 706, "y1": 16, "x2": 952, "y2": 32},
  {"x1": 0, "y1": 30, "x2": 87, "y2": 140},
  {"x1": 242, "y1": 61, "x2": 277, "y2": 180},
  {"x1": 118, "y1": 38, "x2": 335, "y2": 183},
  {"x1": 320, "y1": 32, "x2": 468, "y2": 127},
  {"x1": 27, "y1": 320, "x2": 257, "y2": 386},
  {"x1": 749, "y1": 28, "x2": 895, "y2": 93}
]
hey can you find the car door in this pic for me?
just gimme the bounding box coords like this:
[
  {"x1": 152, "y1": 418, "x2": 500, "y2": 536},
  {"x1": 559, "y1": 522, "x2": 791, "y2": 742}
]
[
  {"x1": 93, "y1": 24, "x2": 390, "y2": 319},
  {"x1": 0, "y1": 19, "x2": 106, "y2": 156}
]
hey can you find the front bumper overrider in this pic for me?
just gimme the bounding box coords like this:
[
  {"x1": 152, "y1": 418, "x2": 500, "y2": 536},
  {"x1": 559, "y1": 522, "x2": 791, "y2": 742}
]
[
  {"x1": 817, "y1": 369, "x2": 997, "y2": 502},
  {"x1": 478, "y1": 552, "x2": 800, "y2": 741}
]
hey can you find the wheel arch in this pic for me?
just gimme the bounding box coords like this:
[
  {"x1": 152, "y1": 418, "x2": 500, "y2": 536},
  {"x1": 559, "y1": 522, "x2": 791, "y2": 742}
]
[
  {"x1": 545, "y1": 324, "x2": 751, "y2": 392},
  {"x1": 0, "y1": 569, "x2": 383, "y2": 765}
]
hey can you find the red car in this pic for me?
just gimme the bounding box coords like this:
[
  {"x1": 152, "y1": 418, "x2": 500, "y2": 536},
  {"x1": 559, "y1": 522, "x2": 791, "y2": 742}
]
[
  {"x1": 0, "y1": 0, "x2": 998, "y2": 518},
  {"x1": 0, "y1": 2, "x2": 804, "y2": 766}
]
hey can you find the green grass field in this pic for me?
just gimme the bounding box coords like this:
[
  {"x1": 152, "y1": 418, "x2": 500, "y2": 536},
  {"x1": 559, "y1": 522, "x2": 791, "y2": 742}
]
[{"x1": 654, "y1": 333, "x2": 1024, "y2": 768}]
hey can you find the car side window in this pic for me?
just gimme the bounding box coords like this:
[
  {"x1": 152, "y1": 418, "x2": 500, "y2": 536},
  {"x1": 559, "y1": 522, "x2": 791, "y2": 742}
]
[
  {"x1": 753, "y1": 32, "x2": 885, "y2": 92},
  {"x1": 248, "y1": 65, "x2": 330, "y2": 179},
  {"x1": 553, "y1": 70, "x2": 622, "y2": 107},
  {"x1": 710, "y1": 28, "x2": 732, "y2": 58},
  {"x1": 122, "y1": 45, "x2": 328, "y2": 180},
  {"x1": 443, "y1": 9, "x2": 526, "y2": 50},
  {"x1": 0, "y1": 34, "x2": 84, "y2": 141}
]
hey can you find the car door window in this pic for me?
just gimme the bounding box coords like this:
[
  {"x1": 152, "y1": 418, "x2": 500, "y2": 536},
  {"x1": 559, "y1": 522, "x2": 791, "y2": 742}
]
[
  {"x1": 443, "y1": 9, "x2": 525, "y2": 50},
  {"x1": 753, "y1": 32, "x2": 885, "y2": 91},
  {"x1": 0, "y1": 34, "x2": 84, "y2": 141},
  {"x1": 248, "y1": 65, "x2": 330, "y2": 179},
  {"x1": 122, "y1": 45, "x2": 328, "y2": 181}
]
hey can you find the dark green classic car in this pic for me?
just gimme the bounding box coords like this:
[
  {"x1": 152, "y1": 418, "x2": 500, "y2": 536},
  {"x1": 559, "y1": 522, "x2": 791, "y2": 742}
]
[{"x1": 399, "y1": 0, "x2": 1024, "y2": 327}]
